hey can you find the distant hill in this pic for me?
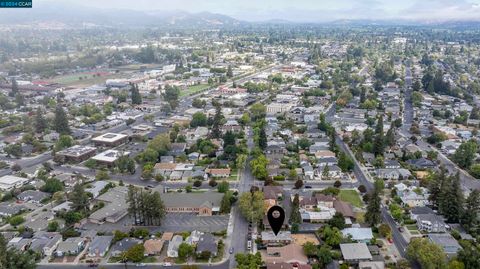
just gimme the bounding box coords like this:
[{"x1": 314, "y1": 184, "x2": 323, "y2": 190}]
[
  {"x1": 0, "y1": 3, "x2": 242, "y2": 28},
  {"x1": 0, "y1": 2, "x2": 479, "y2": 29}
]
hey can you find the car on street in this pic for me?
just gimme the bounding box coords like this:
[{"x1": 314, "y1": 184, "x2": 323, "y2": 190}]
[
  {"x1": 136, "y1": 263, "x2": 146, "y2": 267},
  {"x1": 305, "y1": 185, "x2": 312, "y2": 189},
  {"x1": 229, "y1": 247, "x2": 234, "y2": 254}
]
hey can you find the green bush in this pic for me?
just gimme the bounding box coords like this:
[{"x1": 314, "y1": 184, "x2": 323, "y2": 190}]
[{"x1": 9, "y1": 215, "x2": 25, "y2": 226}]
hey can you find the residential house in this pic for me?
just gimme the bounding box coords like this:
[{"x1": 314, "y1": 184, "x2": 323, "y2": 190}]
[
  {"x1": 196, "y1": 233, "x2": 218, "y2": 256},
  {"x1": 400, "y1": 187, "x2": 430, "y2": 207},
  {"x1": 334, "y1": 200, "x2": 356, "y2": 220},
  {"x1": 17, "y1": 190, "x2": 50, "y2": 204},
  {"x1": 314, "y1": 150, "x2": 336, "y2": 160},
  {"x1": 186, "y1": 230, "x2": 203, "y2": 245},
  {"x1": 88, "y1": 236, "x2": 113, "y2": 257},
  {"x1": 144, "y1": 239, "x2": 164, "y2": 256},
  {"x1": 206, "y1": 168, "x2": 231, "y2": 178},
  {"x1": 384, "y1": 160, "x2": 401, "y2": 169},
  {"x1": 428, "y1": 234, "x2": 462, "y2": 256},
  {"x1": 406, "y1": 158, "x2": 436, "y2": 170},
  {"x1": 110, "y1": 238, "x2": 142, "y2": 257},
  {"x1": 342, "y1": 227, "x2": 373, "y2": 243},
  {"x1": 167, "y1": 235, "x2": 184, "y2": 258},
  {"x1": 261, "y1": 231, "x2": 293, "y2": 246},
  {"x1": 300, "y1": 208, "x2": 336, "y2": 223},
  {"x1": 55, "y1": 237, "x2": 85, "y2": 257},
  {"x1": 340, "y1": 243, "x2": 372, "y2": 264},
  {"x1": 376, "y1": 168, "x2": 411, "y2": 180},
  {"x1": 169, "y1": 143, "x2": 187, "y2": 156},
  {"x1": 416, "y1": 214, "x2": 448, "y2": 233},
  {"x1": 29, "y1": 232, "x2": 62, "y2": 258}
]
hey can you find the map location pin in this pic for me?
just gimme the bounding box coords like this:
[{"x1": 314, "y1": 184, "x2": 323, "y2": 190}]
[{"x1": 267, "y1": 205, "x2": 285, "y2": 236}]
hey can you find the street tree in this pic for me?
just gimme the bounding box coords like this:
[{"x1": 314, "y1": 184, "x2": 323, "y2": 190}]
[
  {"x1": 407, "y1": 238, "x2": 447, "y2": 269},
  {"x1": 238, "y1": 191, "x2": 265, "y2": 224}
]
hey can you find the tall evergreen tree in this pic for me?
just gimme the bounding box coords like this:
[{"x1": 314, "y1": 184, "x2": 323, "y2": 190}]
[
  {"x1": 375, "y1": 115, "x2": 384, "y2": 135},
  {"x1": 258, "y1": 127, "x2": 267, "y2": 150},
  {"x1": 439, "y1": 173, "x2": 464, "y2": 223},
  {"x1": 462, "y1": 189, "x2": 480, "y2": 233},
  {"x1": 365, "y1": 181, "x2": 382, "y2": 226},
  {"x1": 127, "y1": 186, "x2": 165, "y2": 226},
  {"x1": 385, "y1": 127, "x2": 395, "y2": 147},
  {"x1": 9, "y1": 78, "x2": 18, "y2": 97},
  {"x1": 54, "y1": 105, "x2": 70, "y2": 134},
  {"x1": 131, "y1": 84, "x2": 142, "y2": 105},
  {"x1": 289, "y1": 194, "x2": 302, "y2": 224},
  {"x1": 373, "y1": 115, "x2": 385, "y2": 156},
  {"x1": 70, "y1": 183, "x2": 89, "y2": 213},
  {"x1": 34, "y1": 107, "x2": 48, "y2": 133},
  {"x1": 0, "y1": 233, "x2": 37, "y2": 269},
  {"x1": 210, "y1": 105, "x2": 223, "y2": 138},
  {"x1": 428, "y1": 167, "x2": 447, "y2": 208},
  {"x1": 227, "y1": 65, "x2": 233, "y2": 78}
]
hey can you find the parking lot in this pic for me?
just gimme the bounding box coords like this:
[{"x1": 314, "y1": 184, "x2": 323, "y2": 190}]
[{"x1": 153, "y1": 213, "x2": 230, "y2": 233}]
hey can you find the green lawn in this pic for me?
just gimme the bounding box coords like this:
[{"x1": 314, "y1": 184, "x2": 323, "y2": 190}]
[
  {"x1": 180, "y1": 84, "x2": 210, "y2": 97},
  {"x1": 50, "y1": 72, "x2": 123, "y2": 87},
  {"x1": 406, "y1": 224, "x2": 418, "y2": 231},
  {"x1": 338, "y1": 189, "x2": 363, "y2": 208}
]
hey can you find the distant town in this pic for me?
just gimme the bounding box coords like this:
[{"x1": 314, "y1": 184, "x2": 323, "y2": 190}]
[{"x1": 0, "y1": 7, "x2": 480, "y2": 269}]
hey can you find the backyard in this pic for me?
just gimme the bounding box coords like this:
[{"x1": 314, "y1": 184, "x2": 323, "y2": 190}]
[{"x1": 338, "y1": 189, "x2": 363, "y2": 208}]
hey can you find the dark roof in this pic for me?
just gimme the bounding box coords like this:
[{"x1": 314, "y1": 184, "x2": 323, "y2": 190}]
[
  {"x1": 333, "y1": 200, "x2": 355, "y2": 218},
  {"x1": 410, "y1": 206, "x2": 434, "y2": 215},
  {"x1": 111, "y1": 238, "x2": 141, "y2": 253},
  {"x1": 196, "y1": 233, "x2": 217, "y2": 254},
  {"x1": 406, "y1": 158, "x2": 435, "y2": 168},
  {"x1": 315, "y1": 194, "x2": 335, "y2": 202},
  {"x1": 263, "y1": 186, "x2": 284, "y2": 200}
]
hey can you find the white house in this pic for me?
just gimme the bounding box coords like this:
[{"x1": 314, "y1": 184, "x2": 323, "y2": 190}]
[{"x1": 167, "y1": 235, "x2": 184, "y2": 258}]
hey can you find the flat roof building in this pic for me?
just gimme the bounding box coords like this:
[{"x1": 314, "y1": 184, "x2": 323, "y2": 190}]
[
  {"x1": 54, "y1": 145, "x2": 96, "y2": 163},
  {"x1": 0, "y1": 175, "x2": 29, "y2": 191},
  {"x1": 92, "y1": 150, "x2": 130, "y2": 165},
  {"x1": 92, "y1": 133, "x2": 128, "y2": 147}
]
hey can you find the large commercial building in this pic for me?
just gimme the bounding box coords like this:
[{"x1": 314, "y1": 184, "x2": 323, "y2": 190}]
[
  {"x1": 54, "y1": 145, "x2": 96, "y2": 163},
  {"x1": 92, "y1": 133, "x2": 128, "y2": 147}
]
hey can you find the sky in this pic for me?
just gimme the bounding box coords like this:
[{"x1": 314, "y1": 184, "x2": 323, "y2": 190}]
[{"x1": 37, "y1": 0, "x2": 480, "y2": 22}]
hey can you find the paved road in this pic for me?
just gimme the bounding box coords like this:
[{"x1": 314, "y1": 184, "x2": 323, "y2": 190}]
[
  {"x1": 329, "y1": 81, "x2": 409, "y2": 258},
  {"x1": 400, "y1": 60, "x2": 480, "y2": 192},
  {"x1": 38, "y1": 262, "x2": 230, "y2": 269}
]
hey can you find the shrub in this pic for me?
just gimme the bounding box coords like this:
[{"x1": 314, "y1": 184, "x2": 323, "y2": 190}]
[
  {"x1": 9, "y1": 215, "x2": 25, "y2": 226},
  {"x1": 358, "y1": 184, "x2": 367, "y2": 193},
  {"x1": 209, "y1": 179, "x2": 217, "y2": 187}
]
